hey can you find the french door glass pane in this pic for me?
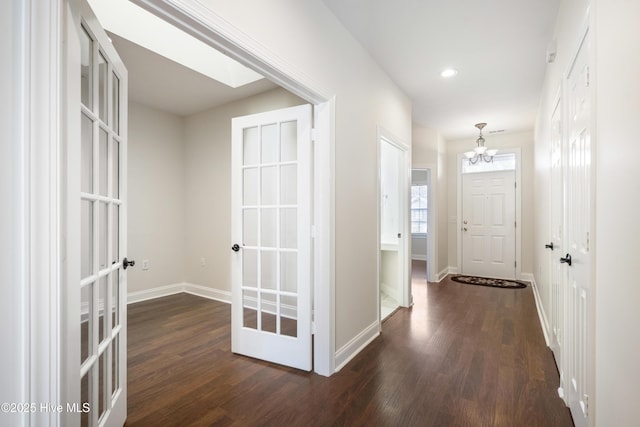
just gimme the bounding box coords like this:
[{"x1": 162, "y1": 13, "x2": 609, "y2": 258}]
[
  {"x1": 80, "y1": 284, "x2": 92, "y2": 365},
  {"x1": 111, "y1": 271, "x2": 119, "y2": 329},
  {"x1": 243, "y1": 127, "x2": 259, "y2": 165},
  {"x1": 99, "y1": 128, "x2": 108, "y2": 196},
  {"x1": 242, "y1": 249, "x2": 258, "y2": 287},
  {"x1": 280, "y1": 121, "x2": 297, "y2": 162},
  {"x1": 243, "y1": 209, "x2": 258, "y2": 247},
  {"x1": 112, "y1": 73, "x2": 120, "y2": 135},
  {"x1": 280, "y1": 208, "x2": 297, "y2": 249},
  {"x1": 260, "y1": 208, "x2": 277, "y2": 248},
  {"x1": 261, "y1": 166, "x2": 278, "y2": 205},
  {"x1": 80, "y1": 26, "x2": 92, "y2": 108},
  {"x1": 81, "y1": 200, "x2": 93, "y2": 279},
  {"x1": 261, "y1": 124, "x2": 278, "y2": 163},
  {"x1": 111, "y1": 336, "x2": 118, "y2": 396},
  {"x1": 99, "y1": 202, "x2": 108, "y2": 270},
  {"x1": 281, "y1": 295, "x2": 297, "y2": 338},
  {"x1": 260, "y1": 292, "x2": 277, "y2": 333},
  {"x1": 280, "y1": 252, "x2": 297, "y2": 293},
  {"x1": 98, "y1": 52, "x2": 108, "y2": 123},
  {"x1": 98, "y1": 277, "x2": 107, "y2": 344},
  {"x1": 112, "y1": 139, "x2": 119, "y2": 198},
  {"x1": 280, "y1": 165, "x2": 297, "y2": 204},
  {"x1": 242, "y1": 289, "x2": 258, "y2": 330},
  {"x1": 81, "y1": 113, "x2": 93, "y2": 193},
  {"x1": 260, "y1": 251, "x2": 277, "y2": 290},
  {"x1": 243, "y1": 168, "x2": 258, "y2": 206},
  {"x1": 112, "y1": 205, "x2": 119, "y2": 262}
]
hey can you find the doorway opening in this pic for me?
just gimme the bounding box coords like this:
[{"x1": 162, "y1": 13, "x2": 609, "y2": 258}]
[{"x1": 378, "y1": 130, "x2": 411, "y2": 322}]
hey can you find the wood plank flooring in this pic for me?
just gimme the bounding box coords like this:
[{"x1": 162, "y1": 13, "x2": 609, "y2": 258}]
[{"x1": 126, "y1": 262, "x2": 573, "y2": 426}]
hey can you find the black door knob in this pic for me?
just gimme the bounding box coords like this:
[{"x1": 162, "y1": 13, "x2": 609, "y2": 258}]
[
  {"x1": 560, "y1": 253, "x2": 572, "y2": 266},
  {"x1": 231, "y1": 244, "x2": 240, "y2": 252},
  {"x1": 545, "y1": 242, "x2": 554, "y2": 250},
  {"x1": 123, "y1": 257, "x2": 135, "y2": 270}
]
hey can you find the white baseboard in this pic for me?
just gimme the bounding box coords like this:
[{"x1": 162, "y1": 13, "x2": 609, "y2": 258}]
[
  {"x1": 519, "y1": 272, "x2": 534, "y2": 282},
  {"x1": 411, "y1": 255, "x2": 427, "y2": 261},
  {"x1": 183, "y1": 282, "x2": 231, "y2": 304},
  {"x1": 128, "y1": 282, "x2": 232, "y2": 305},
  {"x1": 334, "y1": 320, "x2": 380, "y2": 372},
  {"x1": 128, "y1": 283, "x2": 185, "y2": 305},
  {"x1": 437, "y1": 266, "x2": 456, "y2": 282},
  {"x1": 529, "y1": 275, "x2": 551, "y2": 347}
]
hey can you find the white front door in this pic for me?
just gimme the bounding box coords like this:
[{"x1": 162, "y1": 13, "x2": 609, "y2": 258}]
[
  {"x1": 231, "y1": 104, "x2": 312, "y2": 371},
  {"x1": 564, "y1": 29, "x2": 592, "y2": 427},
  {"x1": 462, "y1": 171, "x2": 516, "y2": 279},
  {"x1": 67, "y1": 1, "x2": 128, "y2": 426}
]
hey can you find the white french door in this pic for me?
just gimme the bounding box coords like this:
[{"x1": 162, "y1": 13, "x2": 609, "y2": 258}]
[
  {"x1": 564, "y1": 29, "x2": 592, "y2": 427},
  {"x1": 231, "y1": 104, "x2": 313, "y2": 371},
  {"x1": 462, "y1": 171, "x2": 516, "y2": 279},
  {"x1": 67, "y1": 1, "x2": 128, "y2": 426}
]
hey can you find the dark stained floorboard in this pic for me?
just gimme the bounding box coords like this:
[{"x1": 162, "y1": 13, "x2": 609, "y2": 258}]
[{"x1": 126, "y1": 261, "x2": 573, "y2": 426}]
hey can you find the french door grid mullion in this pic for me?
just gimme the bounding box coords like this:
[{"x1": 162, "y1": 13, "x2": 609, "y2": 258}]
[
  {"x1": 256, "y1": 125, "x2": 262, "y2": 332},
  {"x1": 275, "y1": 121, "x2": 281, "y2": 336}
]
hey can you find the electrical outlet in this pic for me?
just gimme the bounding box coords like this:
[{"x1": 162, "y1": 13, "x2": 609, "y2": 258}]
[
  {"x1": 200, "y1": 257, "x2": 206, "y2": 266},
  {"x1": 142, "y1": 259, "x2": 149, "y2": 270}
]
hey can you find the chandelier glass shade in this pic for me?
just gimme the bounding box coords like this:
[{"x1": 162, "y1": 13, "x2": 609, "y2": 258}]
[{"x1": 464, "y1": 123, "x2": 497, "y2": 164}]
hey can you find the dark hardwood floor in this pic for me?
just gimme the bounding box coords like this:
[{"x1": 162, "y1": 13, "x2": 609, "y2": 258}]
[{"x1": 126, "y1": 262, "x2": 573, "y2": 426}]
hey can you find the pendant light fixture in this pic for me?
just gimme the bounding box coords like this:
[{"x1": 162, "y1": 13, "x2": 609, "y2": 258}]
[{"x1": 464, "y1": 122, "x2": 497, "y2": 164}]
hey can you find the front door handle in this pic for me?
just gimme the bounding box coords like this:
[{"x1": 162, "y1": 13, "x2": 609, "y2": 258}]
[
  {"x1": 545, "y1": 242, "x2": 554, "y2": 250},
  {"x1": 231, "y1": 244, "x2": 241, "y2": 252},
  {"x1": 560, "y1": 253, "x2": 572, "y2": 266},
  {"x1": 123, "y1": 257, "x2": 136, "y2": 270}
]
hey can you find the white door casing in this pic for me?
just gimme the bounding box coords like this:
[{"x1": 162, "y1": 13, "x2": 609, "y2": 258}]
[
  {"x1": 231, "y1": 104, "x2": 313, "y2": 371},
  {"x1": 66, "y1": 1, "x2": 129, "y2": 426},
  {"x1": 564, "y1": 28, "x2": 592, "y2": 427},
  {"x1": 462, "y1": 171, "x2": 516, "y2": 279}
]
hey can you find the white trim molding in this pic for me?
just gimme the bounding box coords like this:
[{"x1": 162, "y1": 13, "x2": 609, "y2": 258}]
[
  {"x1": 528, "y1": 275, "x2": 551, "y2": 347},
  {"x1": 334, "y1": 321, "x2": 380, "y2": 372},
  {"x1": 128, "y1": 283, "x2": 232, "y2": 305}
]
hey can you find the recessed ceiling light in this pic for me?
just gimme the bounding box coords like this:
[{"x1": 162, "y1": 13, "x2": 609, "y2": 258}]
[{"x1": 441, "y1": 68, "x2": 458, "y2": 78}]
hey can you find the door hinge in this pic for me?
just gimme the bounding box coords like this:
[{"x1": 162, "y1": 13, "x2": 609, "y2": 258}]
[
  {"x1": 514, "y1": 182, "x2": 517, "y2": 189},
  {"x1": 514, "y1": 221, "x2": 517, "y2": 228},
  {"x1": 311, "y1": 128, "x2": 317, "y2": 142},
  {"x1": 514, "y1": 261, "x2": 517, "y2": 268},
  {"x1": 585, "y1": 66, "x2": 590, "y2": 87},
  {"x1": 584, "y1": 394, "x2": 589, "y2": 416}
]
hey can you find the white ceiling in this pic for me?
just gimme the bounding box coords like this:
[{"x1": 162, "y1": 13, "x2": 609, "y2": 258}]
[
  {"x1": 109, "y1": 33, "x2": 277, "y2": 117},
  {"x1": 321, "y1": 0, "x2": 560, "y2": 139}
]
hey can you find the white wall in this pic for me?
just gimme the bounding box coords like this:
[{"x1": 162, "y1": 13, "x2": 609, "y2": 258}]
[
  {"x1": 127, "y1": 102, "x2": 186, "y2": 293},
  {"x1": 190, "y1": 0, "x2": 413, "y2": 350},
  {"x1": 183, "y1": 87, "x2": 305, "y2": 290},
  {"x1": 447, "y1": 131, "x2": 534, "y2": 275}
]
